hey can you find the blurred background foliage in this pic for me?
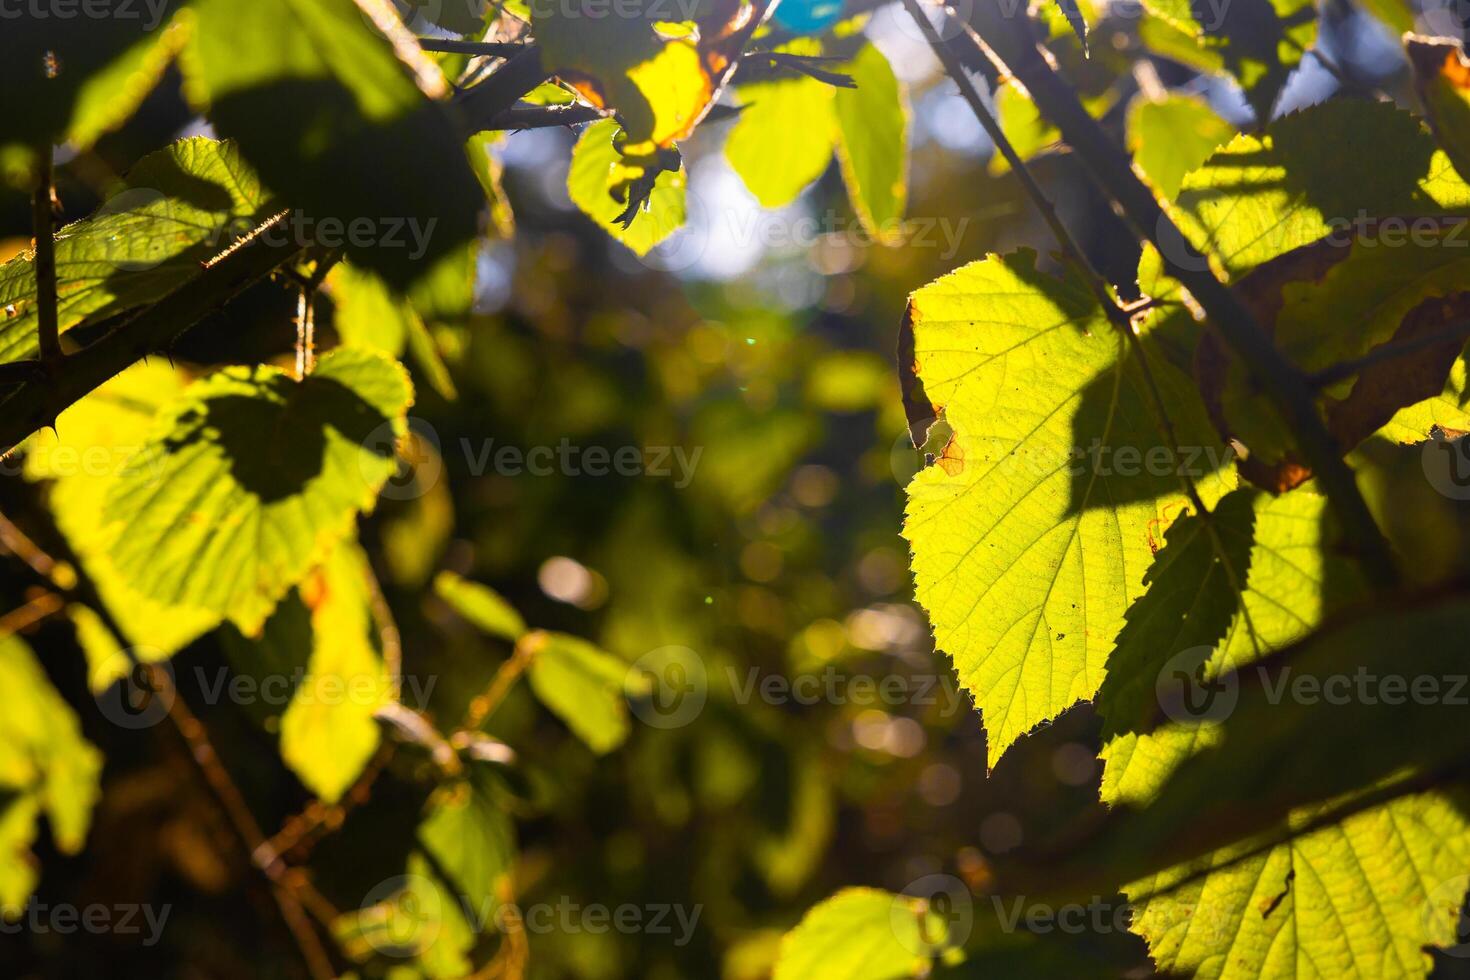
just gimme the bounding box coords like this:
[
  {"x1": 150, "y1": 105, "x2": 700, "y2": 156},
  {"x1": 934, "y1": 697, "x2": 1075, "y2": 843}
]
[{"x1": 0, "y1": 0, "x2": 1458, "y2": 975}]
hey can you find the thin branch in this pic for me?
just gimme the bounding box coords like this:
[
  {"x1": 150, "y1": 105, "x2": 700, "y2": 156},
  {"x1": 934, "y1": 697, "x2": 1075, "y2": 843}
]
[
  {"x1": 264, "y1": 743, "x2": 392, "y2": 864},
  {"x1": 455, "y1": 45, "x2": 552, "y2": 137},
  {"x1": 483, "y1": 101, "x2": 738, "y2": 132},
  {"x1": 0, "y1": 212, "x2": 305, "y2": 458},
  {"x1": 0, "y1": 590, "x2": 66, "y2": 637},
  {"x1": 461, "y1": 633, "x2": 539, "y2": 731},
  {"x1": 902, "y1": 0, "x2": 1117, "y2": 323},
  {"x1": 1296, "y1": 43, "x2": 1391, "y2": 102},
  {"x1": 0, "y1": 509, "x2": 68, "y2": 584},
  {"x1": 419, "y1": 38, "x2": 526, "y2": 57},
  {"x1": 905, "y1": 0, "x2": 1215, "y2": 521},
  {"x1": 148, "y1": 664, "x2": 338, "y2": 978},
  {"x1": 294, "y1": 288, "x2": 316, "y2": 379},
  {"x1": 959, "y1": 5, "x2": 1399, "y2": 587},
  {"x1": 489, "y1": 103, "x2": 609, "y2": 130},
  {"x1": 32, "y1": 145, "x2": 62, "y2": 370},
  {"x1": 351, "y1": 0, "x2": 449, "y2": 98},
  {"x1": 0, "y1": 503, "x2": 342, "y2": 980}
]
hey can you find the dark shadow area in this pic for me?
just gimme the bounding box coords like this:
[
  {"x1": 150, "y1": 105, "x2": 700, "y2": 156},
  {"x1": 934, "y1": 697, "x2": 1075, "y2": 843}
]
[
  {"x1": 155, "y1": 371, "x2": 396, "y2": 505},
  {"x1": 1, "y1": 18, "x2": 166, "y2": 150},
  {"x1": 1095, "y1": 489, "x2": 1256, "y2": 741},
  {"x1": 206, "y1": 80, "x2": 482, "y2": 290},
  {"x1": 1067, "y1": 340, "x2": 1234, "y2": 513}
]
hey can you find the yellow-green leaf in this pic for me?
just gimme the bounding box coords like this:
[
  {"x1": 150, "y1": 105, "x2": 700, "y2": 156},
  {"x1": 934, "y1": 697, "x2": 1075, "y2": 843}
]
[
  {"x1": 526, "y1": 631, "x2": 646, "y2": 754},
  {"x1": 567, "y1": 119, "x2": 687, "y2": 256},
  {"x1": 434, "y1": 571, "x2": 527, "y2": 643},
  {"x1": 278, "y1": 541, "x2": 392, "y2": 803},
  {"x1": 1127, "y1": 93, "x2": 1235, "y2": 200},
  {"x1": 102, "y1": 348, "x2": 413, "y2": 634},
  {"x1": 902, "y1": 250, "x2": 1231, "y2": 760},
  {"x1": 773, "y1": 887, "x2": 950, "y2": 980},
  {"x1": 726, "y1": 41, "x2": 837, "y2": 208},
  {"x1": 0, "y1": 635, "x2": 102, "y2": 915},
  {"x1": 24, "y1": 361, "x2": 222, "y2": 667},
  {"x1": 833, "y1": 44, "x2": 908, "y2": 241}
]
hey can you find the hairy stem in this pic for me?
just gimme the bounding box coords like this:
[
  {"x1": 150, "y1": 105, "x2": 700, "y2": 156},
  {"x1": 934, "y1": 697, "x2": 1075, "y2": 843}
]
[
  {"x1": 420, "y1": 38, "x2": 526, "y2": 57},
  {"x1": 455, "y1": 45, "x2": 551, "y2": 137},
  {"x1": 0, "y1": 213, "x2": 305, "y2": 458}
]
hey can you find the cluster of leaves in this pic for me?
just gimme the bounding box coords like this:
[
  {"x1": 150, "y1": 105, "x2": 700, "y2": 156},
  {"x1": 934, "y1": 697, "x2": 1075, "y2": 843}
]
[
  {"x1": 0, "y1": 1, "x2": 923, "y2": 977},
  {"x1": 7, "y1": 0, "x2": 1470, "y2": 978},
  {"x1": 779, "y1": 6, "x2": 1470, "y2": 980}
]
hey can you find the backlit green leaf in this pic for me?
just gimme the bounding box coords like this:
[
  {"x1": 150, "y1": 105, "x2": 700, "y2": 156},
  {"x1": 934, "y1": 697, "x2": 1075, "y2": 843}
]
[
  {"x1": 833, "y1": 44, "x2": 908, "y2": 241},
  {"x1": 725, "y1": 41, "x2": 836, "y2": 209},
  {"x1": 0, "y1": 137, "x2": 273, "y2": 364},
  {"x1": 0, "y1": 635, "x2": 102, "y2": 915},
  {"x1": 1126, "y1": 94, "x2": 1234, "y2": 200},
  {"x1": 1100, "y1": 489, "x2": 1365, "y2": 805},
  {"x1": 278, "y1": 542, "x2": 391, "y2": 803},
  {"x1": 24, "y1": 361, "x2": 222, "y2": 669},
  {"x1": 102, "y1": 347, "x2": 413, "y2": 634},
  {"x1": 773, "y1": 887, "x2": 950, "y2": 980},
  {"x1": 568, "y1": 119, "x2": 687, "y2": 256},
  {"x1": 434, "y1": 571, "x2": 527, "y2": 643},
  {"x1": 902, "y1": 250, "x2": 1232, "y2": 759},
  {"x1": 526, "y1": 631, "x2": 646, "y2": 754}
]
